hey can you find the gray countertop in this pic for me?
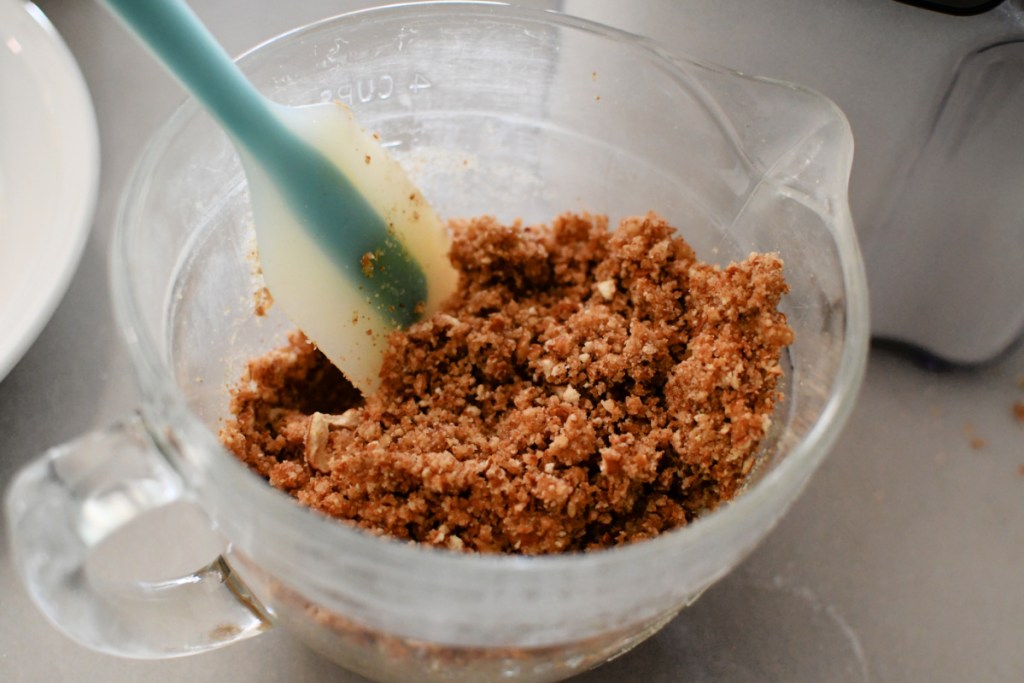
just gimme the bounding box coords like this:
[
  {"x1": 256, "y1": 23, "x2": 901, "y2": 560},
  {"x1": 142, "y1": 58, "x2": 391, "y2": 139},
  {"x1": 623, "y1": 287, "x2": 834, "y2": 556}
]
[{"x1": 2, "y1": 1, "x2": 1022, "y2": 681}]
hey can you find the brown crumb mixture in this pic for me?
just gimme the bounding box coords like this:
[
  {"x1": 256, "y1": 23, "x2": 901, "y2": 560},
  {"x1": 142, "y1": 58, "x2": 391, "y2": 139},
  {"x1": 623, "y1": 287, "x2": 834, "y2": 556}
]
[{"x1": 220, "y1": 213, "x2": 793, "y2": 555}]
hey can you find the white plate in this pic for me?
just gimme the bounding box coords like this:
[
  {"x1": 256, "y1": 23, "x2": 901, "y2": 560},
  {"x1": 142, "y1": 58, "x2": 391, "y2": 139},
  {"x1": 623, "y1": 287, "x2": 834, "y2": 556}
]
[{"x1": 0, "y1": 0, "x2": 99, "y2": 383}]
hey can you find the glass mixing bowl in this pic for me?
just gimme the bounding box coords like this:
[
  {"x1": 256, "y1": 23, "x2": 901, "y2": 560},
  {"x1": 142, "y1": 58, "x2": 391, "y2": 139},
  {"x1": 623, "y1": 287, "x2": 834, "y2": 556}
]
[{"x1": 6, "y1": 3, "x2": 869, "y2": 682}]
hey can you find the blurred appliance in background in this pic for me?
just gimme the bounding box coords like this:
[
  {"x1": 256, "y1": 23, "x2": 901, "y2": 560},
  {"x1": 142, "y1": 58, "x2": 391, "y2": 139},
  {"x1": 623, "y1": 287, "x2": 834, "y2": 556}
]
[{"x1": 565, "y1": 0, "x2": 1024, "y2": 364}]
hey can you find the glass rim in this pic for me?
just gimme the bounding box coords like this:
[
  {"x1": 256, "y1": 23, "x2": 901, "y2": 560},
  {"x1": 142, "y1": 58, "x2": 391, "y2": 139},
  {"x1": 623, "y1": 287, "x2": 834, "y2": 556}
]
[{"x1": 110, "y1": 0, "x2": 870, "y2": 578}]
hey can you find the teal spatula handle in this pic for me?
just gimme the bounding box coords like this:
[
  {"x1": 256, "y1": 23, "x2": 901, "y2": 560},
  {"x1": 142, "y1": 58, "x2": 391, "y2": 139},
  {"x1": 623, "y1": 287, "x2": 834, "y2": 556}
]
[
  {"x1": 102, "y1": 0, "x2": 280, "y2": 147},
  {"x1": 101, "y1": 0, "x2": 428, "y2": 326}
]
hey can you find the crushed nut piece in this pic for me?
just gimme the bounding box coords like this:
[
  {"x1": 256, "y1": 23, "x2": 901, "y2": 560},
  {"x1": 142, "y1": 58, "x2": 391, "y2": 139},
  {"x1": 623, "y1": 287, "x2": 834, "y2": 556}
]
[
  {"x1": 305, "y1": 412, "x2": 331, "y2": 472},
  {"x1": 325, "y1": 409, "x2": 360, "y2": 429},
  {"x1": 595, "y1": 279, "x2": 616, "y2": 300}
]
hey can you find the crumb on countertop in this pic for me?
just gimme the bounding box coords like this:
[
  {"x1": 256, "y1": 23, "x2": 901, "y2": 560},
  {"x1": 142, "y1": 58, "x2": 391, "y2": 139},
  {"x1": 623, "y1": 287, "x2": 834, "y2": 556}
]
[{"x1": 964, "y1": 423, "x2": 987, "y2": 451}]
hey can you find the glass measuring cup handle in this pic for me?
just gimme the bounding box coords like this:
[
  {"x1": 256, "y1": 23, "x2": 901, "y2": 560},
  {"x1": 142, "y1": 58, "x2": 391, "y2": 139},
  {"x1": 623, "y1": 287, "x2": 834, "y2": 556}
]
[{"x1": 4, "y1": 413, "x2": 272, "y2": 657}]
